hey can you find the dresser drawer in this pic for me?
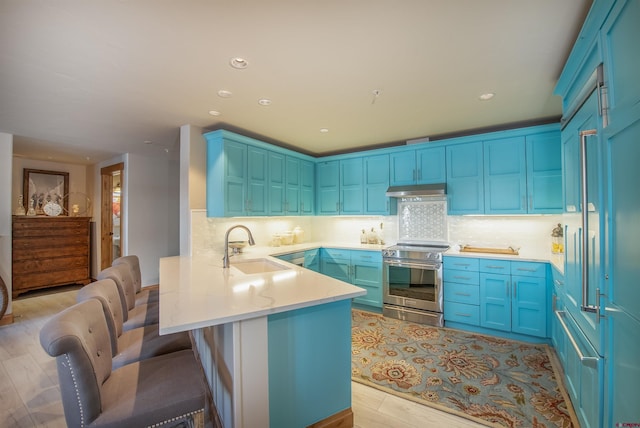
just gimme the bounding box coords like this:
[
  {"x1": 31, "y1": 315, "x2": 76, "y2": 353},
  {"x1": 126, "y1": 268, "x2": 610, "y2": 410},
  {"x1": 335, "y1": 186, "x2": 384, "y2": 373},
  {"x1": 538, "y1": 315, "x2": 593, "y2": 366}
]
[
  {"x1": 321, "y1": 248, "x2": 350, "y2": 260},
  {"x1": 444, "y1": 282, "x2": 479, "y2": 305},
  {"x1": 444, "y1": 257, "x2": 479, "y2": 271},
  {"x1": 479, "y1": 258, "x2": 511, "y2": 273},
  {"x1": 351, "y1": 250, "x2": 382, "y2": 263},
  {"x1": 444, "y1": 269, "x2": 479, "y2": 286},
  {"x1": 511, "y1": 261, "x2": 546, "y2": 278},
  {"x1": 444, "y1": 301, "x2": 480, "y2": 326}
]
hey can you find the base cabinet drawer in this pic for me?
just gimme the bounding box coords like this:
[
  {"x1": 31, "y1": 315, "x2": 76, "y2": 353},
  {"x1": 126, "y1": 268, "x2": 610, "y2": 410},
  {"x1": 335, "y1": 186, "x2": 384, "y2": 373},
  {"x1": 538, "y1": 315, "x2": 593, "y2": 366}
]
[
  {"x1": 444, "y1": 282, "x2": 479, "y2": 305},
  {"x1": 444, "y1": 302, "x2": 480, "y2": 326}
]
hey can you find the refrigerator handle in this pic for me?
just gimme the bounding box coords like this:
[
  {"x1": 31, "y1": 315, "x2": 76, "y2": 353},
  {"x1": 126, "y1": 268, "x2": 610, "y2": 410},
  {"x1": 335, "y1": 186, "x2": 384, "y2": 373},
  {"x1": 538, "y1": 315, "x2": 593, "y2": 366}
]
[{"x1": 579, "y1": 129, "x2": 598, "y2": 315}]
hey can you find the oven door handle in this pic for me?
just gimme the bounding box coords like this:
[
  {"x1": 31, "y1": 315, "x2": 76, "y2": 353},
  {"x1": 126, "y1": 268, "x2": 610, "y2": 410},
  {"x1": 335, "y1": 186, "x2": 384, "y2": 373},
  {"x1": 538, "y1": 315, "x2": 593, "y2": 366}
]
[{"x1": 384, "y1": 260, "x2": 441, "y2": 270}]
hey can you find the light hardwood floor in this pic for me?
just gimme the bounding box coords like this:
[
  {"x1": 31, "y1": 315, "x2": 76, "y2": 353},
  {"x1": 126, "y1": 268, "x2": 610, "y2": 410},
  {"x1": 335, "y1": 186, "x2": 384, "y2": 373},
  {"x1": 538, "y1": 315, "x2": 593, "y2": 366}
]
[{"x1": 0, "y1": 287, "x2": 484, "y2": 428}]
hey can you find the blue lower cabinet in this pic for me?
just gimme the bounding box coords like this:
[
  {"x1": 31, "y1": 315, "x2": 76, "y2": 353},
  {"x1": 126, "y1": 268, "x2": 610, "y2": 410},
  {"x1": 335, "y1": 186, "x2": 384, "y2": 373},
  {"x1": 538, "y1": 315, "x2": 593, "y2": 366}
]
[
  {"x1": 444, "y1": 301, "x2": 480, "y2": 326},
  {"x1": 445, "y1": 256, "x2": 548, "y2": 341},
  {"x1": 443, "y1": 257, "x2": 480, "y2": 327},
  {"x1": 303, "y1": 249, "x2": 320, "y2": 272},
  {"x1": 320, "y1": 248, "x2": 382, "y2": 309},
  {"x1": 268, "y1": 299, "x2": 352, "y2": 428}
]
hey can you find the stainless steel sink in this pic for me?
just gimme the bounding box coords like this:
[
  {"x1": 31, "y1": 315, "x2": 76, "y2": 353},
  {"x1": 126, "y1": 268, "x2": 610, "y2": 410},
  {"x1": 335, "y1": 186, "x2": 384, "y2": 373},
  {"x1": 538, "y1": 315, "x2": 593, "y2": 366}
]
[{"x1": 232, "y1": 258, "x2": 290, "y2": 274}]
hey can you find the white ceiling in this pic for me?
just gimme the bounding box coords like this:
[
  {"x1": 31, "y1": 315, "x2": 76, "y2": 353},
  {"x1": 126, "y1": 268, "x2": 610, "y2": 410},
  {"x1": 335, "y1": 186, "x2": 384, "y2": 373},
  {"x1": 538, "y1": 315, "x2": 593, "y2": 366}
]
[{"x1": 0, "y1": 0, "x2": 592, "y2": 165}]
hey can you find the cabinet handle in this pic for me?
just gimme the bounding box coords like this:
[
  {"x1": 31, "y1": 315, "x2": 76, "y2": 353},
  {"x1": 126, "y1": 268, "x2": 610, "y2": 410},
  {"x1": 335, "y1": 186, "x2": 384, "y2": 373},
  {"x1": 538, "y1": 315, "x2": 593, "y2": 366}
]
[
  {"x1": 453, "y1": 276, "x2": 471, "y2": 280},
  {"x1": 412, "y1": 169, "x2": 416, "y2": 181},
  {"x1": 529, "y1": 195, "x2": 533, "y2": 210},
  {"x1": 506, "y1": 281, "x2": 509, "y2": 297},
  {"x1": 485, "y1": 265, "x2": 505, "y2": 269},
  {"x1": 336, "y1": 202, "x2": 339, "y2": 212},
  {"x1": 580, "y1": 129, "x2": 599, "y2": 316},
  {"x1": 454, "y1": 263, "x2": 470, "y2": 267},
  {"x1": 454, "y1": 312, "x2": 471, "y2": 317},
  {"x1": 454, "y1": 292, "x2": 471, "y2": 297},
  {"x1": 417, "y1": 169, "x2": 422, "y2": 180},
  {"x1": 300, "y1": 201, "x2": 304, "y2": 211},
  {"x1": 513, "y1": 281, "x2": 517, "y2": 298},
  {"x1": 555, "y1": 311, "x2": 600, "y2": 368},
  {"x1": 522, "y1": 196, "x2": 525, "y2": 210},
  {"x1": 361, "y1": 255, "x2": 372, "y2": 259},
  {"x1": 516, "y1": 267, "x2": 537, "y2": 272}
]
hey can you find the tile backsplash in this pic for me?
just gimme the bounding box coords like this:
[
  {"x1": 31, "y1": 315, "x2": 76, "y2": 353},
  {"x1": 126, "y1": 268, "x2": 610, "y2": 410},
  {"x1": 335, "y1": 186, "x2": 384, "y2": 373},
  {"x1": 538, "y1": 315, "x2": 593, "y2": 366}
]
[{"x1": 190, "y1": 210, "x2": 562, "y2": 256}]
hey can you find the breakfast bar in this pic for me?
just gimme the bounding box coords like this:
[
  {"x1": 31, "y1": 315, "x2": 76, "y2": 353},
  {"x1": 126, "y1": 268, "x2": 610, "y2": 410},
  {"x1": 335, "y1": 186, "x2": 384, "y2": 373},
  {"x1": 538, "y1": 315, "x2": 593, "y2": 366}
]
[{"x1": 159, "y1": 252, "x2": 366, "y2": 428}]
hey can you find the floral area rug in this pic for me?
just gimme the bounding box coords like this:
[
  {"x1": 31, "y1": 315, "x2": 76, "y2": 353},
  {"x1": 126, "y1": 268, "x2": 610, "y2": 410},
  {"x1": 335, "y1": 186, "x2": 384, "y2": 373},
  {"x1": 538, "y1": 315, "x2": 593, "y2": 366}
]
[{"x1": 351, "y1": 310, "x2": 577, "y2": 427}]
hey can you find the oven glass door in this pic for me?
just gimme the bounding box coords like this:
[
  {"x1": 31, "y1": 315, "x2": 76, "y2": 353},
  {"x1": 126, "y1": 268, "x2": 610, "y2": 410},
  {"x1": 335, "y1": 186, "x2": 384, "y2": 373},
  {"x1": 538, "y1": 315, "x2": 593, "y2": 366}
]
[{"x1": 384, "y1": 261, "x2": 443, "y2": 313}]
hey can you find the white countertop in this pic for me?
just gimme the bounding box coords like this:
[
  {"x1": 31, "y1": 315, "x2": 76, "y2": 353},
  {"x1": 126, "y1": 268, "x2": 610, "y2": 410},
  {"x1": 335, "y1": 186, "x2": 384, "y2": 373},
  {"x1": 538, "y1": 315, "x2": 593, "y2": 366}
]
[
  {"x1": 160, "y1": 241, "x2": 565, "y2": 334},
  {"x1": 158, "y1": 248, "x2": 367, "y2": 335}
]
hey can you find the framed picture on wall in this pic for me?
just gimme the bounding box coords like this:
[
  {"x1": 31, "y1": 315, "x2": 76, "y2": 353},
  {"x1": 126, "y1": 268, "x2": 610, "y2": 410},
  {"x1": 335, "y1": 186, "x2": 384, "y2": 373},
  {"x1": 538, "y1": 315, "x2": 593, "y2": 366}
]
[{"x1": 23, "y1": 169, "x2": 69, "y2": 215}]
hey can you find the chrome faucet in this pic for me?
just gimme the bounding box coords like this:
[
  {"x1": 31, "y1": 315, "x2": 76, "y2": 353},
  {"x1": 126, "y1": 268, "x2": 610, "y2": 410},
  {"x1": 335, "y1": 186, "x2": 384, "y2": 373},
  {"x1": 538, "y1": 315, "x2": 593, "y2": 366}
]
[{"x1": 223, "y1": 225, "x2": 256, "y2": 268}]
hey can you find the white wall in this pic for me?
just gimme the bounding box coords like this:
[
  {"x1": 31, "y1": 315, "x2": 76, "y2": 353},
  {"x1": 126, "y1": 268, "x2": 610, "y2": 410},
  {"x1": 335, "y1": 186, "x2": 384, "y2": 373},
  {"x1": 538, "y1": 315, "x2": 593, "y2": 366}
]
[
  {"x1": 0, "y1": 133, "x2": 13, "y2": 314},
  {"x1": 179, "y1": 125, "x2": 206, "y2": 256},
  {"x1": 125, "y1": 152, "x2": 180, "y2": 285}
]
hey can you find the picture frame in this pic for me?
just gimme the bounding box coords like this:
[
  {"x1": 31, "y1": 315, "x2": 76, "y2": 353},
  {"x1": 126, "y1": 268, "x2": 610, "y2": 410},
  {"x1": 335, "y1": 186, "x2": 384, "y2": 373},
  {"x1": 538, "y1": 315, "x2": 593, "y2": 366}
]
[{"x1": 23, "y1": 169, "x2": 69, "y2": 215}]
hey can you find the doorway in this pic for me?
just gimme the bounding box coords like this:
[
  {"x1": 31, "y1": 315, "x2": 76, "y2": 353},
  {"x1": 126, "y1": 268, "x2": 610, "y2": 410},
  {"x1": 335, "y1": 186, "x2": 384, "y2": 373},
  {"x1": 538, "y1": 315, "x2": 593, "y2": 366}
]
[{"x1": 100, "y1": 163, "x2": 124, "y2": 270}]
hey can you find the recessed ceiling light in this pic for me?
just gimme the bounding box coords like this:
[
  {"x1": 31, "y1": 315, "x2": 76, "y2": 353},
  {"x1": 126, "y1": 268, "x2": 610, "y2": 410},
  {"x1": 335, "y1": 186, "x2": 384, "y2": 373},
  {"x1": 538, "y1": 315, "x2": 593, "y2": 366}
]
[
  {"x1": 230, "y1": 57, "x2": 248, "y2": 69},
  {"x1": 258, "y1": 98, "x2": 272, "y2": 106},
  {"x1": 217, "y1": 90, "x2": 232, "y2": 98},
  {"x1": 320, "y1": 128, "x2": 329, "y2": 133},
  {"x1": 479, "y1": 93, "x2": 495, "y2": 101},
  {"x1": 208, "y1": 110, "x2": 221, "y2": 116}
]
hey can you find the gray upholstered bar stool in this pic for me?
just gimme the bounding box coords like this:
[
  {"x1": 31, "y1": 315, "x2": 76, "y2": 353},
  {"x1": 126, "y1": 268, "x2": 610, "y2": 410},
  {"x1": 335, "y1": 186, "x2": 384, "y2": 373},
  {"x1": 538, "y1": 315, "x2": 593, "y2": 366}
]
[
  {"x1": 112, "y1": 255, "x2": 159, "y2": 306},
  {"x1": 97, "y1": 264, "x2": 159, "y2": 331},
  {"x1": 40, "y1": 299, "x2": 211, "y2": 427},
  {"x1": 76, "y1": 279, "x2": 191, "y2": 369}
]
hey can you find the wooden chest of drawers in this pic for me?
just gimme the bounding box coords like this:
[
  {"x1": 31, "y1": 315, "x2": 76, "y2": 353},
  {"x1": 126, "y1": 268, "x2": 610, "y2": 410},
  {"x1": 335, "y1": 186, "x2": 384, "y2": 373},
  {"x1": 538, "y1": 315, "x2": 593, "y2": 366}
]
[{"x1": 12, "y1": 216, "x2": 92, "y2": 298}]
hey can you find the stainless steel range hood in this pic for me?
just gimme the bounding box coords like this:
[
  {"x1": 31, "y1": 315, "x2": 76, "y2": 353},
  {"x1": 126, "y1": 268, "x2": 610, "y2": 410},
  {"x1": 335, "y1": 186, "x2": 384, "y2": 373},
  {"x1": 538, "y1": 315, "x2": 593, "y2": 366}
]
[{"x1": 386, "y1": 183, "x2": 446, "y2": 198}]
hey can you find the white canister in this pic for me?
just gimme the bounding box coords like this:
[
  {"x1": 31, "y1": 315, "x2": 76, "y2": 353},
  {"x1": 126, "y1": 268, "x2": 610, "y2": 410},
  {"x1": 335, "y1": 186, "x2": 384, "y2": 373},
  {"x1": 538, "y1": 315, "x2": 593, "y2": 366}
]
[{"x1": 293, "y1": 226, "x2": 304, "y2": 244}]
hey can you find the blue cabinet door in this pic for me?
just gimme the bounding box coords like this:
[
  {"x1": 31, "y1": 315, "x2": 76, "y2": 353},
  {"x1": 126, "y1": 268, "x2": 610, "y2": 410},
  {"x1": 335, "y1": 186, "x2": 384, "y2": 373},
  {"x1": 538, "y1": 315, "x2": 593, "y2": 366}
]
[
  {"x1": 364, "y1": 154, "x2": 390, "y2": 215},
  {"x1": 340, "y1": 158, "x2": 363, "y2": 214},
  {"x1": 320, "y1": 249, "x2": 350, "y2": 283},
  {"x1": 303, "y1": 249, "x2": 320, "y2": 272},
  {"x1": 511, "y1": 275, "x2": 547, "y2": 337},
  {"x1": 479, "y1": 272, "x2": 511, "y2": 332},
  {"x1": 484, "y1": 136, "x2": 527, "y2": 214},
  {"x1": 416, "y1": 146, "x2": 446, "y2": 184},
  {"x1": 526, "y1": 131, "x2": 563, "y2": 213},
  {"x1": 223, "y1": 140, "x2": 247, "y2": 216},
  {"x1": 247, "y1": 146, "x2": 268, "y2": 215},
  {"x1": 268, "y1": 152, "x2": 285, "y2": 215},
  {"x1": 285, "y1": 156, "x2": 300, "y2": 215},
  {"x1": 389, "y1": 151, "x2": 416, "y2": 186},
  {"x1": 316, "y1": 161, "x2": 340, "y2": 215},
  {"x1": 300, "y1": 160, "x2": 314, "y2": 215},
  {"x1": 447, "y1": 142, "x2": 484, "y2": 214}
]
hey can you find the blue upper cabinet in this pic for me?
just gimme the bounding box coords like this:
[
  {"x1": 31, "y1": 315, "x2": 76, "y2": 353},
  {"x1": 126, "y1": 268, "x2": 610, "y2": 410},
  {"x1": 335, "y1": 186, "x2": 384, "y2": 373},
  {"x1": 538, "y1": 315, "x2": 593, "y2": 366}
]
[
  {"x1": 526, "y1": 131, "x2": 562, "y2": 213},
  {"x1": 247, "y1": 146, "x2": 268, "y2": 216},
  {"x1": 484, "y1": 136, "x2": 527, "y2": 214},
  {"x1": 447, "y1": 141, "x2": 484, "y2": 215},
  {"x1": 285, "y1": 156, "x2": 301, "y2": 215},
  {"x1": 206, "y1": 138, "x2": 246, "y2": 217},
  {"x1": 205, "y1": 130, "x2": 316, "y2": 217},
  {"x1": 484, "y1": 131, "x2": 562, "y2": 215},
  {"x1": 316, "y1": 160, "x2": 340, "y2": 215},
  {"x1": 300, "y1": 160, "x2": 315, "y2": 215},
  {"x1": 364, "y1": 154, "x2": 391, "y2": 215},
  {"x1": 340, "y1": 157, "x2": 364, "y2": 214},
  {"x1": 390, "y1": 146, "x2": 446, "y2": 186},
  {"x1": 417, "y1": 147, "x2": 446, "y2": 184},
  {"x1": 316, "y1": 157, "x2": 365, "y2": 215},
  {"x1": 268, "y1": 152, "x2": 286, "y2": 215}
]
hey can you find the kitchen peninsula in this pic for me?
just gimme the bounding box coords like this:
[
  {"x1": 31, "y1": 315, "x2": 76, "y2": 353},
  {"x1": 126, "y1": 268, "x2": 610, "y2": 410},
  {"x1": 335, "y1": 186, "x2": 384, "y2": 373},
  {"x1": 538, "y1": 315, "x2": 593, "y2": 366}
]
[{"x1": 158, "y1": 250, "x2": 366, "y2": 428}]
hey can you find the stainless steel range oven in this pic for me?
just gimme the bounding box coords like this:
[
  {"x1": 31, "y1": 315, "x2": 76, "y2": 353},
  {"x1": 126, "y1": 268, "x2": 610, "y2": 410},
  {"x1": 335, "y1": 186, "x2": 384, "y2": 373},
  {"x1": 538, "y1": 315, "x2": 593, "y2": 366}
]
[{"x1": 382, "y1": 243, "x2": 449, "y2": 326}]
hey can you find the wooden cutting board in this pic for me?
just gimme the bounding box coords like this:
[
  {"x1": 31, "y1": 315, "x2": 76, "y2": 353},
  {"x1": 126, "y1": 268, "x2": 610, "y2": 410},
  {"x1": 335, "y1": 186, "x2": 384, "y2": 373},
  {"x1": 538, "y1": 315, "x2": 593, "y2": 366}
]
[{"x1": 459, "y1": 245, "x2": 519, "y2": 255}]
